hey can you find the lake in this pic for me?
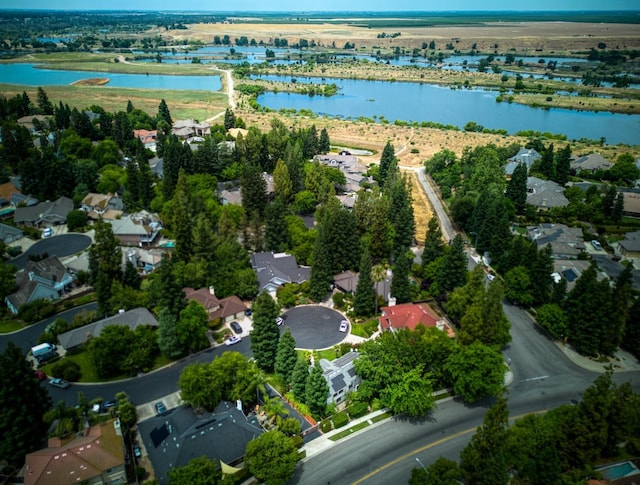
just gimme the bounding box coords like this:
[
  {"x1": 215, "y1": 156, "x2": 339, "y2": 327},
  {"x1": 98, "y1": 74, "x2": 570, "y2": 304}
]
[
  {"x1": 0, "y1": 63, "x2": 222, "y2": 91},
  {"x1": 255, "y1": 75, "x2": 640, "y2": 145}
]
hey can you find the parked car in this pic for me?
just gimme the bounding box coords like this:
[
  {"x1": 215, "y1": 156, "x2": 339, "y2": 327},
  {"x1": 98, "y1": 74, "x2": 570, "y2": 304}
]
[
  {"x1": 230, "y1": 321, "x2": 243, "y2": 334},
  {"x1": 276, "y1": 317, "x2": 284, "y2": 326},
  {"x1": 133, "y1": 444, "x2": 142, "y2": 458},
  {"x1": 591, "y1": 240, "x2": 602, "y2": 251},
  {"x1": 103, "y1": 400, "x2": 117, "y2": 411},
  {"x1": 49, "y1": 378, "x2": 70, "y2": 389},
  {"x1": 339, "y1": 320, "x2": 349, "y2": 332},
  {"x1": 155, "y1": 401, "x2": 167, "y2": 415},
  {"x1": 34, "y1": 369, "x2": 46, "y2": 381},
  {"x1": 225, "y1": 335, "x2": 241, "y2": 346},
  {"x1": 42, "y1": 227, "x2": 53, "y2": 238}
]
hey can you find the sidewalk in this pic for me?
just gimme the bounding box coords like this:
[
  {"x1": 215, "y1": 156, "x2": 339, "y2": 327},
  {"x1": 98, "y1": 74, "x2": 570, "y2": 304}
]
[{"x1": 555, "y1": 343, "x2": 640, "y2": 373}]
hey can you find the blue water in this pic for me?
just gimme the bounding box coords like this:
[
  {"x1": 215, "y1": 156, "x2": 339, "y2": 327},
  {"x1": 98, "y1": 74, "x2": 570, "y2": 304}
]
[
  {"x1": 599, "y1": 462, "x2": 637, "y2": 480},
  {"x1": 0, "y1": 63, "x2": 221, "y2": 91},
  {"x1": 255, "y1": 75, "x2": 640, "y2": 145}
]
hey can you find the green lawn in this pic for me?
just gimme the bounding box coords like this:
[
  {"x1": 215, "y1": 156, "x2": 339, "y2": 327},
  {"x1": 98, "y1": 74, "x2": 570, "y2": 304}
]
[
  {"x1": 329, "y1": 421, "x2": 370, "y2": 441},
  {"x1": 0, "y1": 318, "x2": 25, "y2": 334}
]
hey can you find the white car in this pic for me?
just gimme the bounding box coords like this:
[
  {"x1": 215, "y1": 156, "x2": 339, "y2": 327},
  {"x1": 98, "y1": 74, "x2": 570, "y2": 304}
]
[
  {"x1": 225, "y1": 335, "x2": 241, "y2": 346},
  {"x1": 276, "y1": 317, "x2": 284, "y2": 326},
  {"x1": 339, "y1": 320, "x2": 349, "y2": 332},
  {"x1": 42, "y1": 228, "x2": 53, "y2": 238}
]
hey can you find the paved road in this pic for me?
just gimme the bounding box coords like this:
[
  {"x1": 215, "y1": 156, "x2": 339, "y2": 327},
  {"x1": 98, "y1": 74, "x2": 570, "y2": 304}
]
[
  {"x1": 9, "y1": 234, "x2": 92, "y2": 270},
  {"x1": 414, "y1": 167, "x2": 458, "y2": 242},
  {"x1": 281, "y1": 306, "x2": 348, "y2": 350}
]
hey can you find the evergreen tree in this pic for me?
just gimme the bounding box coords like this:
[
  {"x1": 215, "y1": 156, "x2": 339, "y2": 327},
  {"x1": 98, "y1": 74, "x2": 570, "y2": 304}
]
[
  {"x1": 537, "y1": 143, "x2": 555, "y2": 179},
  {"x1": 241, "y1": 162, "x2": 268, "y2": 219},
  {"x1": 379, "y1": 141, "x2": 396, "y2": 186},
  {"x1": 126, "y1": 100, "x2": 134, "y2": 113},
  {"x1": 0, "y1": 342, "x2": 52, "y2": 467},
  {"x1": 113, "y1": 110, "x2": 133, "y2": 149},
  {"x1": 122, "y1": 260, "x2": 141, "y2": 290},
  {"x1": 554, "y1": 144, "x2": 571, "y2": 185},
  {"x1": 460, "y1": 395, "x2": 510, "y2": 485},
  {"x1": 88, "y1": 220, "x2": 123, "y2": 315},
  {"x1": 305, "y1": 361, "x2": 329, "y2": 418},
  {"x1": 386, "y1": 174, "x2": 415, "y2": 257},
  {"x1": 265, "y1": 198, "x2": 291, "y2": 252},
  {"x1": 422, "y1": 216, "x2": 444, "y2": 268},
  {"x1": 161, "y1": 137, "x2": 186, "y2": 200},
  {"x1": 622, "y1": 298, "x2": 640, "y2": 358},
  {"x1": 459, "y1": 279, "x2": 511, "y2": 349},
  {"x1": 529, "y1": 245, "x2": 554, "y2": 306},
  {"x1": 390, "y1": 247, "x2": 412, "y2": 304},
  {"x1": 124, "y1": 158, "x2": 140, "y2": 206},
  {"x1": 250, "y1": 291, "x2": 281, "y2": 371},
  {"x1": 436, "y1": 235, "x2": 467, "y2": 296},
  {"x1": 154, "y1": 254, "x2": 187, "y2": 320},
  {"x1": 612, "y1": 192, "x2": 624, "y2": 222},
  {"x1": 137, "y1": 153, "x2": 154, "y2": 209},
  {"x1": 223, "y1": 107, "x2": 236, "y2": 130},
  {"x1": 172, "y1": 170, "x2": 193, "y2": 262},
  {"x1": 36, "y1": 86, "x2": 53, "y2": 115},
  {"x1": 291, "y1": 358, "x2": 309, "y2": 400},
  {"x1": 274, "y1": 328, "x2": 298, "y2": 386},
  {"x1": 318, "y1": 127, "x2": 330, "y2": 153},
  {"x1": 354, "y1": 246, "x2": 376, "y2": 317},
  {"x1": 273, "y1": 158, "x2": 293, "y2": 203},
  {"x1": 157, "y1": 307, "x2": 183, "y2": 359},
  {"x1": 603, "y1": 265, "x2": 633, "y2": 355},
  {"x1": 505, "y1": 162, "x2": 528, "y2": 214},
  {"x1": 157, "y1": 98, "x2": 172, "y2": 126}
]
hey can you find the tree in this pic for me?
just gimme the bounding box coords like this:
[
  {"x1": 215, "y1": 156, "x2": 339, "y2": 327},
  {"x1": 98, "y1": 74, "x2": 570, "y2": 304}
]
[
  {"x1": 353, "y1": 246, "x2": 376, "y2": 317},
  {"x1": 622, "y1": 297, "x2": 640, "y2": 358},
  {"x1": 36, "y1": 86, "x2": 53, "y2": 114},
  {"x1": 537, "y1": 143, "x2": 555, "y2": 179},
  {"x1": 318, "y1": 127, "x2": 330, "y2": 153},
  {"x1": 223, "y1": 107, "x2": 236, "y2": 130},
  {"x1": 0, "y1": 261, "x2": 17, "y2": 302},
  {"x1": 157, "y1": 98, "x2": 172, "y2": 126},
  {"x1": 422, "y1": 216, "x2": 444, "y2": 268},
  {"x1": 554, "y1": 144, "x2": 571, "y2": 186},
  {"x1": 503, "y1": 266, "x2": 533, "y2": 306},
  {"x1": 245, "y1": 431, "x2": 299, "y2": 485},
  {"x1": 291, "y1": 358, "x2": 309, "y2": 400},
  {"x1": 379, "y1": 141, "x2": 396, "y2": 185},
  {"x1": 88, "y1": 220, "x2": 122, "y2": 314},
  {"x1": 305, "y1": 361, "x2": 329, "y2": 418},
  {"x1": 275, "y1": 328, "x2": 298, "y2": 386},
  {"x1": 265, "y1": 198, "x2": 291, "y2": 252},
  {"x1": 0, "y1": 342, "x2": 52, "y2": 467},
  {"x1": 168, "y1": 456, "x2": 222, "y2": 485},
  {"x1": 250, "y1": 291, "x2": 281, "y2": 371},
  {"x1": 241, "y1": 161, "x2": 268, "y2": 219},
  {"x1": 505, "y1": 162, "x2": 528, "y2": 214},
  {"x1": 273, "y1": 158, "x2": 293, "y2": 203},
  {"x1": 177, "y1": 300, "x2": 210, "y2": 355},
  {"x1": 179, "y1": 363, "x2": 221, "y2": 410},
  {"x1": 153, "y1": 254, "x2": 187, "y2": 320},
  {"x1": 446, "y1": 342, "x2": 506, "y2": 403},
  {"x1": 536, "y1": 303, "x2": 568, "y2": 341},
  {"x1": 122, "y1": 259, "x2": 141, "y2": 290},
  {"x1": 412, "y1": 457, "x2": 462, "y2": 485},
  {"x1": 390, "y1": 247, "x2": 411, "y2": 304},
  {"x1": 460, "y1": 395, "x2": 510, "y2": 485},
  {"x1": 436, "y1": 235, "x2": 468, "y2": 296},
  {"x1": 380, "y1": 366, "x2": 435, "y2": 417}
]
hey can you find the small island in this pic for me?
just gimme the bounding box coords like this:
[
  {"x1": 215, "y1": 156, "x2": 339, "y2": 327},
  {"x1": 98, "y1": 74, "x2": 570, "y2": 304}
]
[{"x1": 71, "y1": 77, "x2": 109, "y2": 86}]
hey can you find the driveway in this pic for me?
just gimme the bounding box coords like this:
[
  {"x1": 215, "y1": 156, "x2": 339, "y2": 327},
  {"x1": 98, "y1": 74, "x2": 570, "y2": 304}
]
[
  {"x1": 8, "y1": 234, "x2": 92, "y2": 270},
  {"x1": 281, "y1": 306, "x2": 348, "y2": 350}
]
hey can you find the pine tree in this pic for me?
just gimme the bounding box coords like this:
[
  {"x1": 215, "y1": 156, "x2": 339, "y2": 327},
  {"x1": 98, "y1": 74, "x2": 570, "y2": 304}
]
[
  {"x1": 88, "y1": 220, "x2": 123, "y2": 314},
  {"x1": 157, "y1": 98, "x2": 173, "y2": 125},
  {"x1": 537, "y1": 143, "x2": 555, "y2": 179},
  {"x1": 241, "y1": 162, "x2": 268, "y2": 219},
  {"x1": 622, "y1": 298, "x2": 640, "y2": 358},
  {"x1": 436, "y1": 235, "x2": 468, "y2": 296},
  {"x1": 386, "y1": 174, "x2": 415, "y2": 257},
  {"x1": 554, "y1": 144, "x2": 571, "y2": 185},
  {"x1": 250, "y1": 291, "x2": 281, "y2": 371},
  {"x1": 224, "y1": 107, "x2": 236, "y2": 130},
  {"x1": 291, "y1": 358, "x2": 309, "y2": 400},
  {"x1": 422, "y1": 216, "x2": 444, "y2": 268},
  {"x1": 137, "y1": 153, "x2": 154, "y2": 209},
  {"x1": 275, "y1": 328, "x2": 298, "y2": 386},
  {"x1": 172, "y1": 170, "x2": 193, "y2": 262},
  {"x1": 305, "y1": 361, "x2": 329, "y2": 418},
  {"x1": 124, "y1": 158, "x2": 140, "y2": 206},
  {"x1": 319, "y1": 127, "x2": 330, "y2": 153},
  {"x1": 157, "y1": 307, "x2": 183, "y2": 359},
  {"x1": 122, "y1": 260, "x2": 141, "y2": 290},
  {"x1": 529, "y1": 245, "x2": 554, "y2": 306},
  {"x1": 390, "y1": 247, "x2": 412, "y2": 304},
  {"x1": 612, "y1": 193, "x2": 624, "y2": 222},
  {"x1": 354, "y1": 246, "x2": 376, "y2": 317},
  {"x1": 265, "y1": 198, "x2": 291, "y2": 253},
  {"x1": 379, "y1": 141, "x2": 396, "y2": 186},
  {"x1": 36, "y1": 86, "x2": 53, "y2": 115},
  {"x1": 603, "y1": 265, "x2": 632, "y2": 355},
  {"x1": 460, "y1": 394, "x2": 509, "y2": 485},
  {"x1": 505, "y1": 162, "x2": 528, "y2": 214},
  {"x1": 0, "y1": 342, "x2": 52, "y2": 466},
  {"x1": 154, "y1": 254, "x2": 187, "y2": 320}
]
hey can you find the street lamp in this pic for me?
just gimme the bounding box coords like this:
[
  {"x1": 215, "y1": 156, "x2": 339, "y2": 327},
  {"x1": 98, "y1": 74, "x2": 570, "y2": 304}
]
[{"x1": 415, "y1": 457, "x2": 427, "y2": 472}]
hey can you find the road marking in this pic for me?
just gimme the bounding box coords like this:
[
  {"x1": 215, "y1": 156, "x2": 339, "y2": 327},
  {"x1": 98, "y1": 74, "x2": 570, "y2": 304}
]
[
  {"x1": 351, "y1": 410, "x2": 547, "y2": 484},
  {"x1": 521, "y1": 375, "x2": 549, "y2": 382}
]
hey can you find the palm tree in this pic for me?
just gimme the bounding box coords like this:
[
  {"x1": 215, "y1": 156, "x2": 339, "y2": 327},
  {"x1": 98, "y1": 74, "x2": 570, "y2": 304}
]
[
  {"x1": 372, "y1": 264, "x2": 387, "y2": 315},
  {"x1": 262, "y1": 396, "x2": 289, "y2": 429}
]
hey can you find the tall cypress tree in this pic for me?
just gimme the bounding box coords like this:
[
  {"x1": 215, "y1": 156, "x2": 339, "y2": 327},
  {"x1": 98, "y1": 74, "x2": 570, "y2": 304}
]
[
  {"x1": 305, "y1": 361, "x2": 329, "y2": 418},
  {"x1": 354, "y1": 246, "x2": 376, "y2": 317},
  {"x1": 154, "y1": 254, "x2": 187, "y2": 320},
  {"x1": 250, "y1": 291, "x2": 281, "y2": 371},
  {"x1": 275, "y1": 328, "x2": 298, "y2": 386},
  {"x1": 0, "y1": 343, "x2": 52, "y2": 467},
  {"x1": 437, "y1": 235, "x2": 468, "y2": 296},
  {"x1": 537, "y1": 143, "x2": 555, "y2": 179},
  {"x1": 379, "y1": 141, "x2": 396, "y2": 186},
  {"x1": 88, "y1": 220, "x2": 123, "y2": 315},
  {"x1": 291, "y1": 359, "x2": 309, "y2": 400},
  {"x1": 603, "y1": 265, "x2": 632, "y2": 355},
  {"x1": 157, "y1": 98, "x2": 173, "y2": 126},
  {"x1": 554, "y1": 144, "x2": 571, "y2": 185},
  {"x1": 224, "y1": 107, "x2": 236, "y2": 130},
  {"x1": 319, "y1": 127, "x2": 330, "y2": 153},
  {"x1": 390, "y1": 247, "x2": 412, "y2": 304},
  {"x1": 422, "y1": 216, "x2": 444, "y2": 268},
  {"x1": 505, "y1": 162, "x2": 528, "y2": 214}
]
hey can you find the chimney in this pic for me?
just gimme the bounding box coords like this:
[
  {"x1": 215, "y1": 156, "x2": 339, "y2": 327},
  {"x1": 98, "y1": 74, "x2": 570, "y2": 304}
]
[{"x1": 209, "y1": 286, "x2": 215, "y2": 296}]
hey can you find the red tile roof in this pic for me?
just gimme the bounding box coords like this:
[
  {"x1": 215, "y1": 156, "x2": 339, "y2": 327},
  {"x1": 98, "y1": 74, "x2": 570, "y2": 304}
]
[{"x1": 379, "y1": 302, "x2": 455, "y2": 337}]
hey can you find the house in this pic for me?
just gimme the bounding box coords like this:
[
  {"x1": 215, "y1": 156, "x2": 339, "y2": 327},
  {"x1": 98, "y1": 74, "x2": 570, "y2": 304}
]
[
  {"x1": 5, "y1": 257, "x2": 75, "y2": 314},
  {"x1": 137, "y1": 401, "x2": 263, "y2": 484},
  {"x1": 620, "y1": 190, "x2": 640, "y2": 217},
  {"x1": 184, "y1": 287, "x2": 247, "y2": 323},
  {"x1": 551, "y1": 259, "x2": 594, "y2": 291},
  {"x1": 250, "y1": 252, "x2": 311, "y2": 293},
  {"x1": 333, "y1": 269, "x2": 392, "y2": 300},
  {"x1": 0, "y1": 222, "x2": 23, "y2": 244},
  {"x1": 171, "y1": 119, "x2": 211, "y2": 140},
  {"x1": 526, "y1": 223, "x2": 585, "y2": 259},
  {"x1": 315, "y1": 153, "x2": 373, "y2": 193},
  {"x1": 17, "y1": 114, "x2": 52, "y2": 134},
  {"x1": 81, "y1": 193, "x2": 125, "y2": 220},
  {"x1": 57, "y1": 307, "x2": 158, "y2": 351},
  {"x1": 504, "y1": 147, "x2": 540, "y2": 177},
  {"x1": 107, "y1": 211, "x2": 162, "y2": 246},
  {"x1": 379, "y1": 302, "x2": 455, "y2": 337},
  {"x1": 22, "y1": 419, "x2": 126, "y2": 485},
  {"x1": 133, "y1": 129, "x2": 157, "y2": 151},
  {"x1": 125, "y1": 247, "x2": 164, "y2": 273},
  {"x1": 618, "y1": 230, "x2": 640, "y2": 258},
  {"x1": 591, "y1": 254, "x2": 640, "y2": 291},
  {"x1": 526, "y1": 177, "x2": 569, "y2": 209},
  {"x1": 13, "y1": 196, "x2": 74, "y2": 227},
  {"x1": 571, "y1": 153, "x2": 613, "y2": 174},
  {"x1": 319, "y1": 351, "x2": 361, "y2": 404}
]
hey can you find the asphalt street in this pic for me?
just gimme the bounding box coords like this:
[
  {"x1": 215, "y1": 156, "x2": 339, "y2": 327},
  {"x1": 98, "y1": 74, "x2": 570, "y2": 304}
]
[
  {"x1": 281, "y1": 306, "x2": 348, "y2": 349},
  {"x1": 8, "y1": 233, "x2": 92, "y2": 270}
]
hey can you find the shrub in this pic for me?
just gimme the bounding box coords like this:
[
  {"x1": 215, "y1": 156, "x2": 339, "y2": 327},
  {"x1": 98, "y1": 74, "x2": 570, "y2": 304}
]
[
  {"x1": 320, "y1": 418, "x2": 333, "y2": 433},
  {"x1": 7, "y1": 246, "x2": 22, "y2": 257},
  {"x1": 19, "y1": 299, "x2": 55, "y2": 323},
  {"x1": 332, "y1": 412, "x2": 349, "y2": 429},
  {"x1": 348, "y1": 401, "x2": 369, "y2": 419},
  {"x1": 51, "y1": 360, "x2": 81, "y2": 381}
]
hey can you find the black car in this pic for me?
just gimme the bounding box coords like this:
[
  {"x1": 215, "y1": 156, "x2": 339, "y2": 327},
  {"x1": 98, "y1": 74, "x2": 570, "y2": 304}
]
[
  {"x1": 230, "y1": 321, "x2": 243, "y2": 334},
  {"x1": 103, "y1": 400, "x2": 117, "y2": 411}
]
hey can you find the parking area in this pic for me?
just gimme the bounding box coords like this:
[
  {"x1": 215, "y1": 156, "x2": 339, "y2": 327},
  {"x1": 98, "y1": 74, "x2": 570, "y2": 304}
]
[{"x1": 280, "y1": 306, "x2": 349, "y2": 350}]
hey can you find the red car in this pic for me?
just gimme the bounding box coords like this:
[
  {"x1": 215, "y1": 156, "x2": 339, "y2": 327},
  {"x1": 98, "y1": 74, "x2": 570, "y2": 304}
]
[{"x1": 34, "y1": 370, "x2": 46, "y2": 381}]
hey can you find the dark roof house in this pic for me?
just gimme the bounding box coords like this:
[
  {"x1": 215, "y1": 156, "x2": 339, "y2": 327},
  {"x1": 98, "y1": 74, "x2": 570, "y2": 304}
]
[
  {"x1": 0, "y1": 222, "x2": 23, "y2": 244},
  {"x1": 58, "y1": 307, "x2": 158, "y2": 350},
  {"x1": 526, "y1": 223, "x2": 585, "y2": 259},
  {"x1": 571, "y1": 153, "x2": 613, "y2": 173},
  {"x1": 618, "y1": 230, "x2": 640, "y2": 258},
  {"x1": 14, "y1": 196, "x2": 73, "y2": 227},
  {"x1": 319, "y1": 351, "x2": 361, "y2": 405},
  {"x1": 526, "y1": 177, "x2": 569, "y2": 209},
  {"x1": 5, "y1": 256, "x2": 74, "y2": 315},
  {"x1": 138, "y1": 401, "x2": 263, "y2": 484},
  {"x1": 504, "y1": 147, "x2": 541, "y2": 177},
  {"x1": 184, "y1": 287, "x2": 247, "y2": 323},
  {"x1": 250, "y1": 252, "x2": 310, "y2": 293}
]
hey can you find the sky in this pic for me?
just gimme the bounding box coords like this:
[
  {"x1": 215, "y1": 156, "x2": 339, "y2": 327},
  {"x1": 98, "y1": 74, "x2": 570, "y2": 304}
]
[{"x1": 1, "y1": 0, "x2": 639, "y2": 11}]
